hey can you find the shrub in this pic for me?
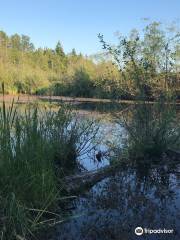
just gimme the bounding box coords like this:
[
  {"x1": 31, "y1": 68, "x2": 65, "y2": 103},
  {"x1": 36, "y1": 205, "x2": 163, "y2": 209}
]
[{"x1": 123, "y1": 96, "x2": 180, "y2": 160}]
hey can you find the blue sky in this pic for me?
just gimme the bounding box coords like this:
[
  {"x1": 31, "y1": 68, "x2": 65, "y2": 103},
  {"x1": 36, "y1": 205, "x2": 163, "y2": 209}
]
[{"x1": 0, "y1": 0, "x2": 179, "y2": 54}]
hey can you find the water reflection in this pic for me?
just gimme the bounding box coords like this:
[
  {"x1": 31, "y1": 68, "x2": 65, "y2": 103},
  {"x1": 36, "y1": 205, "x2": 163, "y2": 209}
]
[
  {"x1": 41, "y1": 103, "x2": 180, "y2": 240},
  {"x1": 78, "y1": 120, "x2": 124, "y2": 171},
  {"x1": 51, "y1": 160, "x2": 179, "y2": 240},
  {"x1": 1, "y1": 98, "x2": 179, "y2": 240}
]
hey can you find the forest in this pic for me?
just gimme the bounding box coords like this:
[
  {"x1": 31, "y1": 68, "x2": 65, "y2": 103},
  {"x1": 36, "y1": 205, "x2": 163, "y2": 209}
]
[{"x1": 0, "y1": 21, "x2": 179, "y2": 100}]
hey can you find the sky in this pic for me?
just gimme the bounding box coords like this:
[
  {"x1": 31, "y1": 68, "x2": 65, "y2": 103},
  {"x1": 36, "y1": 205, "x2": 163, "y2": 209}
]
[{"x1": 0, "y1": 0, "x2": 179, "y2": 55}]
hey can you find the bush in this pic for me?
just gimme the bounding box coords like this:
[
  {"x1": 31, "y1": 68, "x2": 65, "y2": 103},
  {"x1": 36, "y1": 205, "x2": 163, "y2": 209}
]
[{"x1": 123, "y1": 96, "x2": 180, "y2": 160}]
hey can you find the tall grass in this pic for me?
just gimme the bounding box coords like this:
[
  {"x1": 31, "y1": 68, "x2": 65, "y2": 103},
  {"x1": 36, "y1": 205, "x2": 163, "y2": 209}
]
[
  {"x1": 123, "y1": 96, "x2": 180, "y2": 160},
  {"x1": 0, "y1": 101, "x2": 61, "y2": 239},
  {"x1": 0, "y1": 94, "x2": 98, "y2": 239}
]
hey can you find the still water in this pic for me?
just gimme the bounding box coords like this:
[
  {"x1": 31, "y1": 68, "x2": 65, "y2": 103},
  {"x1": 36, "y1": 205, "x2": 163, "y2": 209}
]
[{"x1": 44, "y1": 102, "x2": 180, "y2": 240}]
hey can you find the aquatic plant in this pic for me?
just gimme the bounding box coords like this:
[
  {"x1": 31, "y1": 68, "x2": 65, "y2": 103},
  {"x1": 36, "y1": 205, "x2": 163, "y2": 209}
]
[
  {"x1": 123, "y1": 97, "x2": 180, "y2": 159},
  {"x1": 0, "y1": 87, "x2": 99, "y2": 239}
]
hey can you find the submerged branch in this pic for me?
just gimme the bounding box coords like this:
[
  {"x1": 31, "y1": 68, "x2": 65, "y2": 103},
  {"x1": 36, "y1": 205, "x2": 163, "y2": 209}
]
[
  {"x1": 64, "y1": 161, "x2": 128, "y2": 193},
  {"x1": 64, "y1": 149, "x2": 180, "y2": 194}
]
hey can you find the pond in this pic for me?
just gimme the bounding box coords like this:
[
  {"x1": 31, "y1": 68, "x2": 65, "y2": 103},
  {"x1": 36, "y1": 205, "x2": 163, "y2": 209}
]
[{"x1": 40, "y1": 100, "x2": 180, "y2": 240}]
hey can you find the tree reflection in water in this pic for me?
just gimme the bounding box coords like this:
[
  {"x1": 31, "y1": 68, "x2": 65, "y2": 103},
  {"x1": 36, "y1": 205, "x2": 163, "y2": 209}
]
[{"x1": 54, "y1": 161, "x2": 179, "y2": 240}]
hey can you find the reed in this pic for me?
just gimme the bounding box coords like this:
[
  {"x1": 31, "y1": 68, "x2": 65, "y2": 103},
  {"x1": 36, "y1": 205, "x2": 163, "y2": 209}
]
[{"x1": 0, "y1": 88, "x2": 98, "y2": 239}]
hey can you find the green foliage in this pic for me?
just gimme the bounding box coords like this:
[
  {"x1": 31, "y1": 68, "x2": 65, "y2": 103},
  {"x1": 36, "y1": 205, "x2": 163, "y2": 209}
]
[
  {"x1": 0, "y1": 21, "x2": 179, "y2": 99},
  {"x1": 0, "y1": 101, "x2": 56, "y2": 238},
  {"x1": 123, "y1": 99, "x2": 180, "y2": 160},
  {"x1": 55, "y1": 41, "x2": 66, "y2": 58},
  {"x1": 71, "y1": 68, "x2": 95, "y2": 97},
  {"x1": 98, "y1": 21, "x2": 180, "y2": 100},
  {"x1": 99, "y1": 22, "x2": 180, "y2": 160},
  {"x1": 0, "y1": 87, "x2": 100, "y2": 239}
]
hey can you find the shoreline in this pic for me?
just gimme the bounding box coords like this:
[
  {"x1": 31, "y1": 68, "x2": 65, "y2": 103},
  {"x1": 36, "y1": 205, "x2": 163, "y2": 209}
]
[{"x1": 0, "y1": 94, "x2": 180, "y2": 105}]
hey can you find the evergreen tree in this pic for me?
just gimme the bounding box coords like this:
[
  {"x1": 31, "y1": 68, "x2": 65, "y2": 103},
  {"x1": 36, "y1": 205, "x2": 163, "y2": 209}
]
[
  {"x1": 55, "y1": 41, "x2": 65, "y2": 58},
  {"x1": 71, "y1": 48, "x2": 77, "y2": 56}
]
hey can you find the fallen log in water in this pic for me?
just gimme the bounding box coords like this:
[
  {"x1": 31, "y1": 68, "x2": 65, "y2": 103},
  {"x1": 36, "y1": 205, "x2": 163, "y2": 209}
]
[
  {"x1": 64, "y1": 149, "x2": 179, "y2": 194},
  {"x1": 64, "y1": 162, "x2": 126, "y2": 193}
]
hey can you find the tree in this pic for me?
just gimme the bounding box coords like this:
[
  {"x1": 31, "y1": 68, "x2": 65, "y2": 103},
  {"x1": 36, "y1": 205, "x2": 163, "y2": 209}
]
[
  {"x1": 21, "y1": 35, "x2": 34, "y2": 52},
  {"x1": 55, "y1": 41, "x2": 65, "y2": 58},
  {"x1": 72, "y1": 68, "x2": 94, "y2": 97},
  {"x1": 10, "y1": 34, "x2": 21, "y2": 50},
  {"x1": 142, "y1": 22, "x2": 165, "y2": 75},
  {"x1": 71, "y1": 48, "x2": 77, "y2": 56},
  {"x1": 0, "y1": 31, "x2": 8, "y2": 48}
]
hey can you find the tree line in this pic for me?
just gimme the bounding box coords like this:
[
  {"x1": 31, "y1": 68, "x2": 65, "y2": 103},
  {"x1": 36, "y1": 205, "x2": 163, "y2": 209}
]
[{"x1": 0, "y1": 21, "x2": 179, "y2": 99}]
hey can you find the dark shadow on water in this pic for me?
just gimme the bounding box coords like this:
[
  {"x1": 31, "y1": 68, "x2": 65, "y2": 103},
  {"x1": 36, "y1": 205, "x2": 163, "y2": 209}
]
[
  {"x1": 45, "y1": 160, "x2": 179, "y2": 240},
  {"x1": 38, "y1": 97, "x2": 129, "y2": 113},
  {"x1": 74, "y1": 102, "x2": 127, "y2": 113}
]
